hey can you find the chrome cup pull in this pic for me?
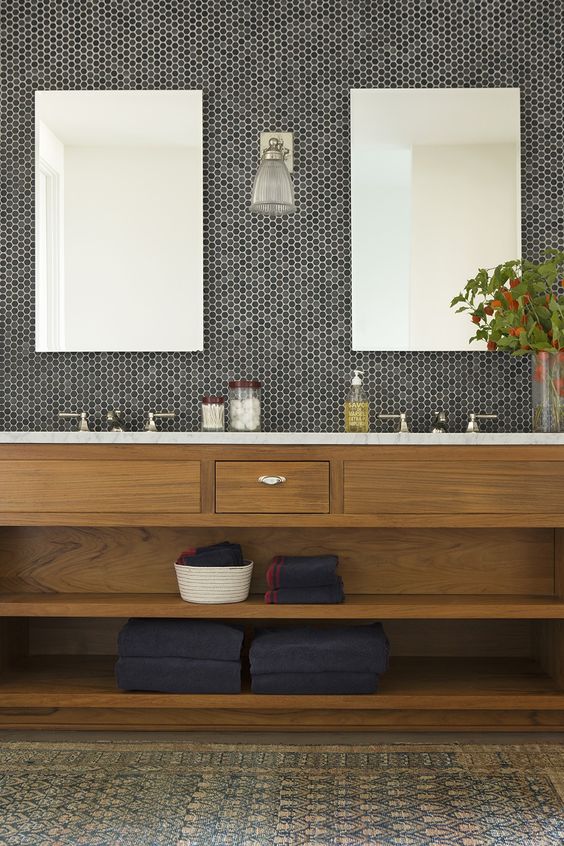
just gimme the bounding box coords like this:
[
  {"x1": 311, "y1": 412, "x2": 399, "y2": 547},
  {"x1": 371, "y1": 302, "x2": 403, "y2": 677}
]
[{"x1": 258, "y1": 474, "x2": 287, "y2": 486}]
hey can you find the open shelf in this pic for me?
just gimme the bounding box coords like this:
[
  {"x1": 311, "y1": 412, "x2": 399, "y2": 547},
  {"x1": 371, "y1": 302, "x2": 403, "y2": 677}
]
[
  {"x1": 1, "y1": 655, "x2": 562, "y2": 710},
  {"x1": 1, "y1": 593, "x2": 564, "y2": 618}
]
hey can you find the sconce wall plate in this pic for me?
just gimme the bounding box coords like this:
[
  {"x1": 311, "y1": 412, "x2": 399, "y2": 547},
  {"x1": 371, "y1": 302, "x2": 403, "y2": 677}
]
[{"x1": 260, "y1": 131, "x2": 293, "y2": 172}]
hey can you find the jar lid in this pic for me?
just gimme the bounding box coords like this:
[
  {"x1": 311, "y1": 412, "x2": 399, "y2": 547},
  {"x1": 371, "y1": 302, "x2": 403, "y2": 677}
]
[
  {"x1": 201, "y1": 395, "x2": 225, "y2": 404},
  {"x1": 228, "y1": 379, "x2": 262, "y2": 389}
]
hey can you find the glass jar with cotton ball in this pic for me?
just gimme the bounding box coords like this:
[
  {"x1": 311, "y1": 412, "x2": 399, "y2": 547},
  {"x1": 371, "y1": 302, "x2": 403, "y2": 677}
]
[{"x1": 228, "y1": 380, "x2": 262, "y2": 432}]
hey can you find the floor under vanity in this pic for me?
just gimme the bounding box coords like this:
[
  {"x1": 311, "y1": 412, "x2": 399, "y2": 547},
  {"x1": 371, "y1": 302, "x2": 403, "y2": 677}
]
[{"x1": 0, "y1": 436, "x2": 563, "y2": 733}]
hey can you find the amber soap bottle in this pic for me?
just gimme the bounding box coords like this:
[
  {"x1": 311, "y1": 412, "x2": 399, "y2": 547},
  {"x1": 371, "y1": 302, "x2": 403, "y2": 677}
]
[{"x1": 344, "y1": 370, "x2": 369, "y2": 433}]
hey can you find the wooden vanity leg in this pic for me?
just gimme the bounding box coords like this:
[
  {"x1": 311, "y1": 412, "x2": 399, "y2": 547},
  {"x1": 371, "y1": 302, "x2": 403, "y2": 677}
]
[{"x1": 536, "y1": 529, "x2": 564, "y2": 689}]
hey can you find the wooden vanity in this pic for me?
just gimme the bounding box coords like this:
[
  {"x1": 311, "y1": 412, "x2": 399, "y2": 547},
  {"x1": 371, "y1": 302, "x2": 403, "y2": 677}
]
[{"x1": 0, "y1": 440, "x2": 563, "y2": 732}]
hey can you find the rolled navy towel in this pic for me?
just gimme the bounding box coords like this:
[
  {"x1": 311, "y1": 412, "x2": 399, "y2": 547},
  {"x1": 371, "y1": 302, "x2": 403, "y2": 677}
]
[
  {"x1": 118, "y1": 619, "x2": 244, "y2": 662},
  {"x1": 265, "y1": 578, "x2": 344, "y2": 605},
  {"x1": 250, "y1": 623, "x2": 389, "y2": 675},
  {"x1": 266, "y1": 555, "x2": 339, "y2": 589},
  {"x1": 176, "y1": 541, "x2": 244, "y2": 567},
  {"x1": 251, "y1": 672, "x2": 379, "y2": 695},
  {"x1": 115, "y1": 656, "x2": 241, "y2": 693}
]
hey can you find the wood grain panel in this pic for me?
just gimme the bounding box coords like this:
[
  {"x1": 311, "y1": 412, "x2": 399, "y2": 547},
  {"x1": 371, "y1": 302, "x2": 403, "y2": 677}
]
[
  {"x1": 3, "y1": 593, "x2": 563, "y2": 619},
  {"x1": 1, "y1": 655, "x2": 562, "y2": 710},
  {"x1": 1, "y1": 708, "x2": 563, "y2": 731},
  {"x1": 28, "y1": 618, "x2": 534, "y2": 659},
  {"x1": 0, "y1": 526, "x2": 552, "y2": 595},
  {"x1": 215, "y1": 462, "x2": 329, "y2": 513},
  {"x1": 241, "y1": 527, "x2": 554, "y2": 596},
  {"x1": 345, "y1": 460, "x2": 564, "y2": 514},
  {"x1": 2, "y1": 443, "x2": 564, "y2": 463},
  {"x1": 0, "y1": 460, "x2": 200, "y2": 513},
  {"x1": 2, "y1": 512, "x2": 564, "y2": 528},
  {"x1": 536, "y1": 529, "x2": 564, "y2": 689}
]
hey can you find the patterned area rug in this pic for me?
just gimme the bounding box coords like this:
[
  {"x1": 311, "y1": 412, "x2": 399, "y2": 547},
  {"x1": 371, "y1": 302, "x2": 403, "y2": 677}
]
[{"x1": 0, "y1": 741, "x2": 562, "y2": 845}]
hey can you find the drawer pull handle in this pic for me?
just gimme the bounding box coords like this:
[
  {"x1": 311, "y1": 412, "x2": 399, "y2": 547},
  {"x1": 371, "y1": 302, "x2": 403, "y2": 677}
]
[{"x1": 258, "y1": 474, "x2": 287, "y2": 486}]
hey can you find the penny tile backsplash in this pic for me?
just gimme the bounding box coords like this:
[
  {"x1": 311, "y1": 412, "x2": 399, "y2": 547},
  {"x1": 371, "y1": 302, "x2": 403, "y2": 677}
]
[{"x1": 2, "y1": 0, "x2": 560, "y2": 433}]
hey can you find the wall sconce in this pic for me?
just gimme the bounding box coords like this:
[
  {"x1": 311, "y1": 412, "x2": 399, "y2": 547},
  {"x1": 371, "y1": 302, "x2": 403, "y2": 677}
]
[{"x1": 249, "y1": 132, "x2": 296, "y2": 216}]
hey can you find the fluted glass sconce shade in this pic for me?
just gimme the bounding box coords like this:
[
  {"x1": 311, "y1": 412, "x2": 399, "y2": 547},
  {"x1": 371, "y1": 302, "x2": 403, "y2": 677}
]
[{"x1": 249, "y1": 137, "x2": 296, "y2": 216}]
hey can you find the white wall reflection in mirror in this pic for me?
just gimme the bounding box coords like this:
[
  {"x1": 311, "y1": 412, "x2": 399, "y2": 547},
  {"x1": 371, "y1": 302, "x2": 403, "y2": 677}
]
[
  {"x1": 351, "y1": 88, "x2": 521, "y2": 351},
  {"x1": 35, "y1": 90, "x2": 203, "y2": 351}
]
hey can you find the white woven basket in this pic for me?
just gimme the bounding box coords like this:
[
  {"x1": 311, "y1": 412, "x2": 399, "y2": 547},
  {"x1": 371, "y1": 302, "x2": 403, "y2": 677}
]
[{"x1": 174, "y1": 559, "x2": 253, "y2": 604}]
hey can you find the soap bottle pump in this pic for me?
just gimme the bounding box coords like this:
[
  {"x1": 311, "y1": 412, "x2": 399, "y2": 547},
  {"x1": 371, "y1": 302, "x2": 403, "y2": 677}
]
[{"x1": 344, "y1": 370, "x2": 369, "y2": 433}]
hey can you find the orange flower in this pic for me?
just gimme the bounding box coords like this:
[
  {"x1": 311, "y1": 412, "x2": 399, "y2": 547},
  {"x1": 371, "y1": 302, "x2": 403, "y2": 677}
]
[
  {"x1": 502, "y1": 291, "x2": 519, "y2": 311},
  {"x1": 491, "y1": 299, "x2": 503, "y2": 308}
]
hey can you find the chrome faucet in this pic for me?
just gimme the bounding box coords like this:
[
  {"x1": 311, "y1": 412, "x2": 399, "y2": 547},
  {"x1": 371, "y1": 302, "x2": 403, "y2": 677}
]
[
  {"x1": 143, "y1": 411, "x2": 176, "y2": 432},
  {"x1": 466, "y1": 412, "x2": 498, "y2": 433},
  {"x1": 378, "y1": 412, "x2": 410, "y2": 433},
  {"x1": 431, "y1": 411, "x2": 448, "y2": 433},
  {"x1": 107, "y1": 408, "x2": 125, "y2": 432},
  {"x1": 59, "y1": 411, "x2": 89, "y2": 432}
]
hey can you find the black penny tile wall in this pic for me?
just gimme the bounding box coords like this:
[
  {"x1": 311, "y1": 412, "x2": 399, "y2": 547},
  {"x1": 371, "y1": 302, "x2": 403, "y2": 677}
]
[{"x1": 1, "y1": 0, "x2": 560, "y2": 433}]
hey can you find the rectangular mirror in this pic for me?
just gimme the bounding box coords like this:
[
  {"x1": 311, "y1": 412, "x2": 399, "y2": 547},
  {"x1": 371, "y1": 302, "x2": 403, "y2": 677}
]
[
  {"x1": 351, "y1": 88, "x2": 521, "y2": 351},
  {"x1": 35, "y1": 90, "x2": 203, "y2": 351}
]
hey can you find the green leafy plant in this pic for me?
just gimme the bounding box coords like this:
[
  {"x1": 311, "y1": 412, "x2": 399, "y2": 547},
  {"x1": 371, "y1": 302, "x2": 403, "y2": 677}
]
[{"x1": 450, "y1": 248, "x2": 564, "y2": 355}]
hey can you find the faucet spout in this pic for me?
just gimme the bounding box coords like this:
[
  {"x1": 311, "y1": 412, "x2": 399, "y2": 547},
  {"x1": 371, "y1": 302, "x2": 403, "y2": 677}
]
[
  {"x1": 107, "y1": 408, "x2": 125, "y2": 432},
  {"x1": 431, "y1": 411, "x2": 448, "y2": 434}
]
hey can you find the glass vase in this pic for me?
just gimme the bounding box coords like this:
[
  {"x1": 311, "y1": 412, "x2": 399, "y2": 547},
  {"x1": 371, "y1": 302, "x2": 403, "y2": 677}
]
[{"x1": 532, "y1": 351, "x2": 564, "y2": 432}]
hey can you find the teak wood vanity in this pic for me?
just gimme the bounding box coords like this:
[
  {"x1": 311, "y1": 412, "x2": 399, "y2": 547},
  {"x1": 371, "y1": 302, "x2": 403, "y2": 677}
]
[{"x1": 0, "y1": 438, "x2": 563, "y2": 732}]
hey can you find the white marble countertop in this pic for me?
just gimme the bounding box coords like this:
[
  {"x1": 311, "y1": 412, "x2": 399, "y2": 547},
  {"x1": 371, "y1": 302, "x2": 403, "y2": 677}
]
[{"x1": 0, "y1": 431, "x2": 562, "y2": 445}]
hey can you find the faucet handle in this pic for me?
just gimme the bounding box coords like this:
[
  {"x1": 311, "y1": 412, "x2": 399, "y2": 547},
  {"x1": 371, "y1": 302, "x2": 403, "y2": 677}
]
[
  {"x1": 144, "y1": 411, "x2": 176, "y2": 432},
  {"x1": 59, "y1": 411, "x2": 89, "y2": 432},
  {"x1": 378, "y1": 412, "x2": 410, "y2": 433},
  {"x1": 466, "y1": 412, "x2": 497, "y2": 433}
]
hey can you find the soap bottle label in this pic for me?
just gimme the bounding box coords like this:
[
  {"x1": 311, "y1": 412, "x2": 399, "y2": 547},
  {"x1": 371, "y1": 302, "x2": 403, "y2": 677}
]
[{"x1": 345, "y1": 401, "x2": 369, "y2": 433}]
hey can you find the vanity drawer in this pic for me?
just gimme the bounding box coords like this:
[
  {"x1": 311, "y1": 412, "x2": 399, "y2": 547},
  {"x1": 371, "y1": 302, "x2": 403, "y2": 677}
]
[
  {"x1": 344, "y1": 460, "x2": 564, "y2": 514},
  {"x1": 215, "y1": 461, "x2": 330, "y2": 513},
  {"x1": 0, "y1": 460, "x2": 201, "y2": 513}
]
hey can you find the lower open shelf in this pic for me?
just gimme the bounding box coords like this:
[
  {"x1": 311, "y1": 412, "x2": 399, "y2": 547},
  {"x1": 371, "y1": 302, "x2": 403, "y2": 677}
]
[{"x1": 1, "y1": 654, "x2": 563, "y2": 710}]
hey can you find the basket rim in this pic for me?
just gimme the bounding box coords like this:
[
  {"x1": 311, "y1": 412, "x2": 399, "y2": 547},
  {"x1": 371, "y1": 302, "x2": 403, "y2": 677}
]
[{"x1": 174, "y1": 559, "x2": 253, "y2": 572}]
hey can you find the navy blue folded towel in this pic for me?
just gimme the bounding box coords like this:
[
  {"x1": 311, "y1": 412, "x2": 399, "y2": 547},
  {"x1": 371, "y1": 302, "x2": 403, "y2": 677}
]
[
  {"x1": 251, "y1": 672, "x2": 379, "y2": 695},
  {"x1": 266, "y1": 555, "x2": 339, "y2": 589},
  {"x1": 265, "y1": 578, "x2": 345, "y2": 604},
  {"x1": 118, "y1": 619, "x2": 244, "y2": 662},
  {"x1": 115, "y1": 657, "x2": 241, "y2": 693},
  {"x1": 250, "y1": 624, "x2": 389, "y2": 675},
  {"x1": 176, "y1": 541, "x2": 244, "y2": 567}
]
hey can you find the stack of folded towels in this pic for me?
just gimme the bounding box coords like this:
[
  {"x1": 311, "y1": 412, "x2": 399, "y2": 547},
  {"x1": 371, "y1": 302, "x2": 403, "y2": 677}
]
[
  {"x1": 249, "y1": 623, "x2": 389, "y2": 694},
  {"x1": 175, "y1": 540, "x2": 244, "y2": 567},
  {"x1": 265, "y1": 554, "x2": 344, "y2": 604},
  {"x1": 115, "y1": 618, "x2": 243, "y2": 693}
]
